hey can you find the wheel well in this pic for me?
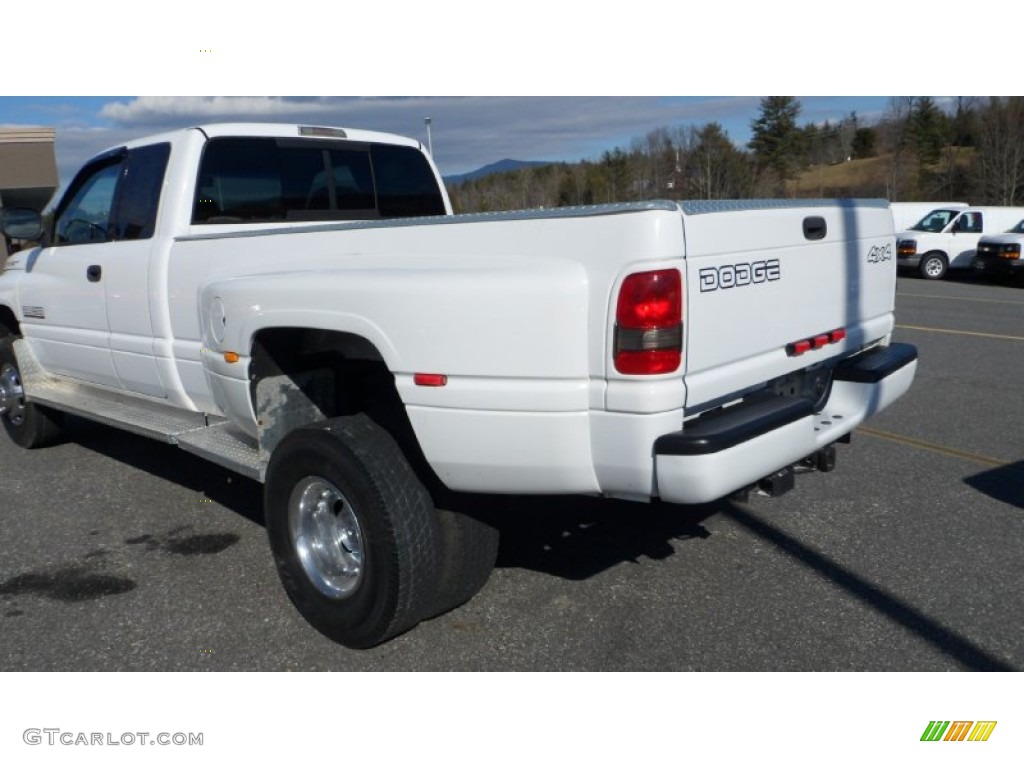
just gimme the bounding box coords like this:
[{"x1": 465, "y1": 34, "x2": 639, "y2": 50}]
[
  {"x1": 250, "y1": 328, "x2": 441, "y2": 491},
  {"x1": 0, "y1": 305, "x2": 20, "y2": 338}
]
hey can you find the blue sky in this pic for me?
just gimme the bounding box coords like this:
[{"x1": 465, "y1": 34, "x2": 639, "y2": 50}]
[
  {"x1": 0, "y1": 2, "x2": 1005, "y2": 189},
  {"x1": 2, "y1": 96, "x2": 896, "y2": 186}
]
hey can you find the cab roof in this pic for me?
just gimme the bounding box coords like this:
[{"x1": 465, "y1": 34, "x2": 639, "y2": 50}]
[{"x1": 117, "y1": 122, "x2": 424, "y2": 152}]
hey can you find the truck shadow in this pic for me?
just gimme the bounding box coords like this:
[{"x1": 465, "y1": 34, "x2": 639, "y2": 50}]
[
  {"x1": 481, "y1": 495, "x2": 716, "y2": 581},
  {"x1": 66, "y1": 415, "x2": 718, "y2": 577},
  {"x1": 63, "y1": 417, "x2": 1015, "y2": 670},
  {"x1": 963, "y1": 461, "x2": 1024, "y2": 509},
  {"x1": 718, "y1": 502, "x2": 1015, "y2": 671},
  {"x1": 63, "y1": 417, "x2": 265, "y2": 527}
]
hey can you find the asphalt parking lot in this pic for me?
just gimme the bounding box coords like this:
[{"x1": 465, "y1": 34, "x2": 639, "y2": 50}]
[{"x1": 1, "y1": 274, "x2": 1021, "y2": 671}]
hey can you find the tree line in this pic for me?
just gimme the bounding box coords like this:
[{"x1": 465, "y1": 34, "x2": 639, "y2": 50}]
[{"x1": 446, "y1": 97, "x2": 1024, "y2": 213}]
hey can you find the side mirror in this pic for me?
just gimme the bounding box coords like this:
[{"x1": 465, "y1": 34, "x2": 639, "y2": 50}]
[{"x1": 1, "y1": 208, "x2": 43, "y2": 241}]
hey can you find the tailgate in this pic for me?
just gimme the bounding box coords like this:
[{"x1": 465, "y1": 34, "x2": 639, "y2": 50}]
[{"x1": 680, "y1": 199, "x2": 896, "y2": 410}]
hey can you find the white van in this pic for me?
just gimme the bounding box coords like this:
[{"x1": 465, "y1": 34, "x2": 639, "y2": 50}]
[
  {"x1": 973, "y1": 217, "x2": 1024, "y2": 281},
  {"x1": 896, "y1": 206, "x2": 1024, "y2": 279},
  {"x1": 890, "y1": 202, "x2": 968, "y2": 232}
]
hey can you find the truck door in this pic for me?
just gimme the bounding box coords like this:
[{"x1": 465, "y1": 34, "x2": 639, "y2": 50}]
[
  {"x1": 103, "y1": 143, "x2": 170, "y2": 398},
  {"x1": 17, "y1": 151, "x2": 124, "y2": 388},
  {"x1": 949, "y1": 210, "x2": 983, "y2": 268},
  {"x1": 17, "y1": 144, "x2": 170, "y2": 397}
]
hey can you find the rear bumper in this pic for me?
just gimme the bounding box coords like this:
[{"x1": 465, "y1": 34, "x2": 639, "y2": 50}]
[{"x1": 654, "y1": 343, "x2": 918, "y2": 504}]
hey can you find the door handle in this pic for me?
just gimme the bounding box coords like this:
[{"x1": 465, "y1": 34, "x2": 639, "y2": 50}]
[
  {"x1": 803, "y1": 216, "x2": 827, "y2": 241},
  {"x1": 86, "y1": 265, "x2": 102, "y2": 282}
]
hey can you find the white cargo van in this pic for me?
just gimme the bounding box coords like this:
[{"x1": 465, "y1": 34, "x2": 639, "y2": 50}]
[
  {"x1": 890, "y1": 202, "x2": 968, "y2": 232},
  {"x1": 896, "y1": 206, "x2": 1024, "y2": 279},
  {"x1": 973, "y1": 217, "x2": 1024, "y2": 281}
]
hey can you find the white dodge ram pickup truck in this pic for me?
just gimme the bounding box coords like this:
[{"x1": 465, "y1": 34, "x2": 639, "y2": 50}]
[{"x1": 0, "y1": 123, "x2": 918, "y2": 647}]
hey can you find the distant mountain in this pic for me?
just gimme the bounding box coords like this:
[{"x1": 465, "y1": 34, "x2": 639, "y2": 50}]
[{"x1": 444, "y1": 159, "x2": 552, "y2": 185}]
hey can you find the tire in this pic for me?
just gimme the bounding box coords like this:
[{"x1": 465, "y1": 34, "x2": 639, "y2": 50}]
[
  {"x1": 264, "y1": 414, "x2": 441, "y2": 648},
  {"x1": 0, "y1": 337, "x2": 63, "y2": 449},
  {"x1": 423, "y1": 505, "x2": 499, "y2": 620},
  {"x1": 919, "y1": 251, "x2": 948, "y2": 280}
]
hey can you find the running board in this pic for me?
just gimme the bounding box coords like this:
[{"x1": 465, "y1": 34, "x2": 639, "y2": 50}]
[
  {"x1": 15, "y1": 340, "x2": 265, "y2": 481},
  {"x1": 177, "y1": 422, "x2": 264, "y2": 481}
]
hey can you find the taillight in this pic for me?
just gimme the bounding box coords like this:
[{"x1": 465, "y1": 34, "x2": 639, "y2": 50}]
[{"x1": 614, "y1": 269, "x2": 682, "y2": 375}]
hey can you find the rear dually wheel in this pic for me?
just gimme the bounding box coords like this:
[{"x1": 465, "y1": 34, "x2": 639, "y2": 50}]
[{"x1": 264, "y1": 414, "x2": 442, "y2": 648}]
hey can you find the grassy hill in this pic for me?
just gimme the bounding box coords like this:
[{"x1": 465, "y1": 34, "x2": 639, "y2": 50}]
[{"x1": 789, "y1": 147, "x2": 975, "y2": 199}]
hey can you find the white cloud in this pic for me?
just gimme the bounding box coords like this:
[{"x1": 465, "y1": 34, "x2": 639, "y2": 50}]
[{"x1": 100, "y1": 96, "x2": 338, "y2": 122}]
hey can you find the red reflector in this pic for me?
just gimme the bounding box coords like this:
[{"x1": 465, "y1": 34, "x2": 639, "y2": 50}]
[
  {"x1": 788, "y1": 340, "x2": 812, "y2": 356},
  {"x1": 811, "y1": 334, "x2": 830, "y2": 349},
  {"x1": 617, "y1": 269, "x2": 682, "y2": 328},
  {"x1": 615, "y1": 349, "x2": 681, "y2": 375},
  {"x1": 829, "y1": 328, "x2": 846, "y2": 343},
  {"x1": 413, "y1": 373, "x2": 448, "y2": 387}
]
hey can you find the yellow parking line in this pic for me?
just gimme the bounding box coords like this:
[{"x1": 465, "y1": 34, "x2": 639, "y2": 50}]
[
  {"x1": 856, "y1": 426, "x2": 1008, "y2": 468},
  {"x1": 895, "y1": 324, "x2": 1024, "y2": 342},
  {"x1": 899, "y1": 292, "x2": 1024, "y2": 306}
]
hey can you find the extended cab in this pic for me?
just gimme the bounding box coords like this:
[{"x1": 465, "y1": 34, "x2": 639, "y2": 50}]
[{"x1": 0, "y1": 123, "x2": 918, "y2": 647}]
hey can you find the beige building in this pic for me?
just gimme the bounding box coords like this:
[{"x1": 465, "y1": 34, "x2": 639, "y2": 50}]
[{"x1": 0, "y1": 127, "x2": 58, "y2": 258}]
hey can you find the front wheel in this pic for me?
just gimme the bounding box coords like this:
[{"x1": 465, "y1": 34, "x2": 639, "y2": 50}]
[
  {"x1": 264, "y1": 414, "x2": 441, "y2": 648},
  {"x1": 0, "y1": 337, "x2": 63, "y2": 448},
  {"x1": 919, "y1": 251, "x2": 948, "y2": 280}
]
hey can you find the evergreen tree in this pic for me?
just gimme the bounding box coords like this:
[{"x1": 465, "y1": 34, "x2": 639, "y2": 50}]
[
  {"x1": 950, "y1": 97, "x2": 978, "y2": 147},
  {"x1": 909, "y1": 97, "x2": 949, "y2": 166},
  {"x1": 748, "y1": 96, "x2": 803, "y2": 193},
  {"x1": 851, "y1": 127, "x2": 877, "y2": 159}
]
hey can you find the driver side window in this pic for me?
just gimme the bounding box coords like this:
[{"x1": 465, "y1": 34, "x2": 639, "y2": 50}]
[
  {"x1": 54, "y1": 158, "x2": 123, "y2": 245},
  {"x1": 953, "y1": 212, "x2": 983, "y2": 234}
]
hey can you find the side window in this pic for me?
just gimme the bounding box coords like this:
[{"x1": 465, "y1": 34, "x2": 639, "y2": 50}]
[
  {"x1": 112, "y1": 143, "x2": 170, "y2": 240},
  {"x1": 54, "y1": 156, "x2": 124, "y2": 245},
  {"x1": 193, "y1": 138, "x2": 284, "y2": 223},
  {"x1": 371, "y1": 144, "x2": 446, "y2": 218},
  {"x1": 954, "y1": 213, "x2": 983, "y2": 233}
]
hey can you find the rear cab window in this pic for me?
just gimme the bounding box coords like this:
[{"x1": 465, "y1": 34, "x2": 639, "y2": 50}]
[{"x1": 192, "y1": 137, "x2": 446, "y2": 225}]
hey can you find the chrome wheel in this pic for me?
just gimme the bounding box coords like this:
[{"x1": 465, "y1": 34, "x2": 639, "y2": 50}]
[
  {"x1": 288, "y1": 476, "x2": 365, "y2": 599},
  {"x1": 0, "y1": 362, "x2": 26, "y2": 427}
]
